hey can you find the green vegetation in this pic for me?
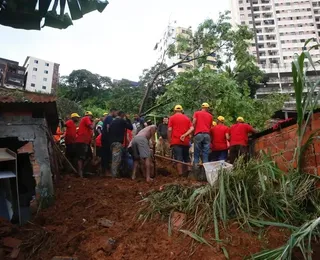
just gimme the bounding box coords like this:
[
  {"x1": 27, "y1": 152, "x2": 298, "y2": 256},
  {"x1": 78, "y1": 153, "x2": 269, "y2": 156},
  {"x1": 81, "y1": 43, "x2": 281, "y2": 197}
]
[
  {"x1": 58, "y1": 12, "x2": 285, "y2": 126},
  {"x1": 139, "y1": 155, "x2": 320, "y2": 234},
  {"x1": 57, "y1": 63, "x2": 176, "y2": 118},
  {"x1": 139, "y1": 46, "x2": 320, "y2": 259},
  {"x1": 157, "y1": 70, "x2": 286, "y2": 130}
]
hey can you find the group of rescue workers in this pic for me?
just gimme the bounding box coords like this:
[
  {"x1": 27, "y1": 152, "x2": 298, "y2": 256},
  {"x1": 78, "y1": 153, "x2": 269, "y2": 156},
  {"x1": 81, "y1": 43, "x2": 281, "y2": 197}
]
[{"x1": 57, "y1": 102, "x2": 256, "y2": 182}]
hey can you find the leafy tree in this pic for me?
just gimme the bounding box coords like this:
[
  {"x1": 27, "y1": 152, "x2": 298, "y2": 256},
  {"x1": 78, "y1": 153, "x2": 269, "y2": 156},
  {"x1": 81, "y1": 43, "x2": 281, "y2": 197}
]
[
  {"x1": 56, "y1": 97, "x2": 84, "y2": 120},
  {"x1": 58, "y1": 69, "x2": 112, "y2": 111},
  {"x1": 106, "y1": 79, "x2": 143, "y2": 114},
  {"x1": 156, "y1": 69, "x2": 287, "y2": 130},
  {"x1": 139, "y1": 11, "x2": 259, "y2": 114},
  {"x1": 139, "y1": 63, "x2": 176, "y2": 112},
  {"x1": 225, "y1": 25, "x2": 267, "y2": 97},
  {"x1": 57, "y1": 65, "x2": 176, "y2": 116}
]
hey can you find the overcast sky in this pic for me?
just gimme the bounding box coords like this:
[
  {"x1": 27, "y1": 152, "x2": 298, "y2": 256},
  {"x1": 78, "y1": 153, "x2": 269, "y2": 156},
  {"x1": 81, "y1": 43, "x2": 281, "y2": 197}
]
[{"x1": 0, "y1": 0, "x2": 230, "y2": 81}]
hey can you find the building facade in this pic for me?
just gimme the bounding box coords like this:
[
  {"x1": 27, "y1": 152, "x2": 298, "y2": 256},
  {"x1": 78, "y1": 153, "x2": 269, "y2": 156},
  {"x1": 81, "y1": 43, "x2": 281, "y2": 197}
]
[
  {"x1": 230, "y1": 0, "x2": 320, "y2": 99},
  {"x1": 23, "y1": 56, "x2": 59, "y2": 94},
  {"x1": 0, "y1": 58, "x2": 26, "y2": 90}
]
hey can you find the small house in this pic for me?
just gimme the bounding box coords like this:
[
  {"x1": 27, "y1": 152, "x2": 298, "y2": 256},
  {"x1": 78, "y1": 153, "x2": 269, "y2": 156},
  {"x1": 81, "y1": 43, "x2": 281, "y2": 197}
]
[{"x1": 0, "y1": 88, "x2": 59, "y2": 224}]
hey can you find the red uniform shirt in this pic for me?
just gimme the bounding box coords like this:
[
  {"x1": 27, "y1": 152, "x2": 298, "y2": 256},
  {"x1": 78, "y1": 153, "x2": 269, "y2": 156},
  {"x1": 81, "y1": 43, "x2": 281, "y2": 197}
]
[
  {"x1": 96, "y1": 134, "x2": 102, "y2": 147},
  {"x1": 168, "y1": 113, "x2": 192, "y2": 146},
  {"x1": 230, "y1": 123, "x2": 254, "y2": 146},
  {"x1": 193, "y1": 110, "x2": 213, "y2": 135},
  {"x1": 64, "y1": 120, "x2": 77, "y2": 145},
  {"x1": 210, "y1": 124, "x2": 229, "y2": 151},
  {"x1": 76, "y1": 116, "x2": 93, "y2": 144}
]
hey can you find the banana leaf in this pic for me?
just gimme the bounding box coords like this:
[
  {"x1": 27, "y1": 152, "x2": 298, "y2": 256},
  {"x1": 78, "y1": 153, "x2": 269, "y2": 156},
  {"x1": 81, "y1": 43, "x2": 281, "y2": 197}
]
[{"x1": 0, "y1": 0, "x2": 109, "y2": 30}]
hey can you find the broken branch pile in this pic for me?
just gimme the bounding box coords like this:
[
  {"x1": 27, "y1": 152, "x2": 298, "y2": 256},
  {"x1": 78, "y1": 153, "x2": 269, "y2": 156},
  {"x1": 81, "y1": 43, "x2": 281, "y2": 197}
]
[{"x1": 139, "y1": 154, "x2": 320, "y2": 258}]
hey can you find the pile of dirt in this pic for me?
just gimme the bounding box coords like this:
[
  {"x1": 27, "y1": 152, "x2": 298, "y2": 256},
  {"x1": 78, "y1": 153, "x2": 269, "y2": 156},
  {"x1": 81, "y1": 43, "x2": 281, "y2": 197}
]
[{"x1": 2, "y1": 175, "x2": 290, "y2": 260}]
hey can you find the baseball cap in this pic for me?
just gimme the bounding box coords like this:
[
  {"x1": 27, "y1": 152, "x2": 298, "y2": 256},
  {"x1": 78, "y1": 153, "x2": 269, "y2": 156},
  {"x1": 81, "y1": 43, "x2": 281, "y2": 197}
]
[
  {"x1": 212, "y1": 121, "x2": 217, "y2": 126},
  {"x1": 201, "y1": 102, "x2": 210, "y2": 108},
  {"x1": 85, "y1": 111, "x2": 93, "y2": 116}
]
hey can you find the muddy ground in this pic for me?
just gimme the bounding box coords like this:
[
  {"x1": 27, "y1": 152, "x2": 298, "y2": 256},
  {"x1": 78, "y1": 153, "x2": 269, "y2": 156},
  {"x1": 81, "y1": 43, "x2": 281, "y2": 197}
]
[{"x1": 0, "y1": 171, "x2": 293, "y2": 260}]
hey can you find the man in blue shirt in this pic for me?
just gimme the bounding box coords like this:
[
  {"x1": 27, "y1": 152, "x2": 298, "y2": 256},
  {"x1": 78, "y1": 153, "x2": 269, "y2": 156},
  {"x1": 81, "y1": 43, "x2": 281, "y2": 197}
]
[{"x1": 101, "y1": 108, "x2": 118, "y2": 175}]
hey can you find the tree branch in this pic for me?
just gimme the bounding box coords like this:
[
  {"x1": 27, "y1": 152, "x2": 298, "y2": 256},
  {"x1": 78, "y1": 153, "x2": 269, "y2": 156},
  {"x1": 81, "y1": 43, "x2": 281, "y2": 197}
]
[
  {"x1": 141, "y1": 98, "x2": 173, "y2": 116},
  {"x1": 138, "y1": 40, "x2": 228, "y2": 115},
  {"x1": 138, "y1": 46, "x2": 215, "y2": 114}
]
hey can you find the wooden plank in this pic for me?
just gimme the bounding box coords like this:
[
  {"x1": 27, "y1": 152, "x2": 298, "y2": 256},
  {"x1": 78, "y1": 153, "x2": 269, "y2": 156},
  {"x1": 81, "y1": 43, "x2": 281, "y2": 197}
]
[{"x1": 155, "y1": 154, "x2": 192, "y2": 167}]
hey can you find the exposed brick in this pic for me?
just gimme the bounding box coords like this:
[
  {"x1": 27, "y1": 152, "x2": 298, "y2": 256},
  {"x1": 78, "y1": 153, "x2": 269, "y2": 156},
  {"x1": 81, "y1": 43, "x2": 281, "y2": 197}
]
[
  {"x1": 17, "y1": 142, "x2": 34, "y2": 154},
  {"x1": 303, "y1": 154, "x2": 317, "y2": 168},
  {"x1": 255, "y1": 142, "x2": 263, "y2": 151},
  {"x1": 277, "y1": 142, "x2": 285, "y2": 150},
  {"x1": 312, "y1": 114, "x2": 320, "y2": 131},
  {"x1": 314, "y1": 142, "x2": 320, "y2": 153},
  {"x1": 32, "y1": 162, "x2": 41, "y2": 177},
  {"x1": 317, "y1": 167, "x2": 320, "y2": 176},
  {"x1": 274, "y1": 156, "x2": 288, "y2": 172},
  {"x1": 283, "y1": 151, "x2": 294, "y2": 162},
  {"x1": 286, "y1": 139, "x2": 296, "y2": 150},
  {"x1": 271, "y1": 145, "x2": 278, "y2": 155},
  {"x1": 316, "y1": 155, "x2": 320, "y2": 166},
  {"x1": 252, "y1": 118, "x2": 320, "y2": 174},
  {"x1": 305, "y1": 167, "x2": 316, "y2": 175},
  {"x1": 288, "y1": 130, "x2": 297, "y2": 140},
  {"x1": 292, "y1": 160, "x2": 297, "y2": 169}
]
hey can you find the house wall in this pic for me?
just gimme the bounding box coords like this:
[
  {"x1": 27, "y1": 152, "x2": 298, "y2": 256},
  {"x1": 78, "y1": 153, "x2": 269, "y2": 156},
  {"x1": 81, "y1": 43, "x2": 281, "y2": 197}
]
[
  {"x1": 0, "y1": 114, "x2": 54, "y2": 201},
  {"x1": 253, "y1": 112, "x2": 320, "y2": 175}
]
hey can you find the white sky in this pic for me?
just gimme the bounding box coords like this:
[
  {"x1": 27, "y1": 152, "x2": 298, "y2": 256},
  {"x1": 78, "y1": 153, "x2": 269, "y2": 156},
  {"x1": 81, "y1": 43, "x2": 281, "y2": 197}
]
[{"x1": 0, "y1": 0, "x2": 230, "y2": 81}]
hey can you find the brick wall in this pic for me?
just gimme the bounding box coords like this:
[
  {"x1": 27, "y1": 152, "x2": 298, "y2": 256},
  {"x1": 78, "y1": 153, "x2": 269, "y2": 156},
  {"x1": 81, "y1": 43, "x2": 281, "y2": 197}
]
[{"x1": 254, "y1": 112, "x2": 320, "y2": 174}]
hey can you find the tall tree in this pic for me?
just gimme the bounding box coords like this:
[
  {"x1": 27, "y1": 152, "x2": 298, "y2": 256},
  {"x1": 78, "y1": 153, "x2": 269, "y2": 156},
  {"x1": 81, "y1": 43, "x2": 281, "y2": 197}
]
[
  {"x1": 58, "y1": 69, "x2": 112, "y2": 103},
  {"x1": 139, "y1": 63, "x2": 176, "y2": 113},
  {"x1": 228, "y1": 25, "x2": 267, "y2": 97},
  {"x1": 139, "y1": 11, "x2": 256, "y2": 114},
  {"x1": 156, "y1": 69, "x2": 287, "y2": 130}
]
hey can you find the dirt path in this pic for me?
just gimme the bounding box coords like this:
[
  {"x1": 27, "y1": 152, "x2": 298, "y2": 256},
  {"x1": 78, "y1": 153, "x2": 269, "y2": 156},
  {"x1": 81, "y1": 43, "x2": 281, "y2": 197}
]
[{"x1": 1, "y1": 175, "x2": 289, "y2": 260}]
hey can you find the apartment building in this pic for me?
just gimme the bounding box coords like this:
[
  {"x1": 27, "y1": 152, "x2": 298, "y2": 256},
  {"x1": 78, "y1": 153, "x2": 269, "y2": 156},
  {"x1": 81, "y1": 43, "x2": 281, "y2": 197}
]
[
  {"x1": 158, "y1": 25, "x2": 216, "y2": 73},
  {"x1": 23, "y1": 56, "x2": 60, "y2": 94},
  {"x1": 0, "y1": 58, "x2": 26, "y2": 89},
  {"x1": 231, "y1": 0, "x2": 320, "y2": 100}
]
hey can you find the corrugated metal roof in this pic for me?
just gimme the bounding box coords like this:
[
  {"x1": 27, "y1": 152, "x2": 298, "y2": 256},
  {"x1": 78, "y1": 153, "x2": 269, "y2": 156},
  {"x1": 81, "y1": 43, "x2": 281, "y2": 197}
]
[{"x1": 0, "y1": 88, "x2": 56, "y2": 103}]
